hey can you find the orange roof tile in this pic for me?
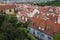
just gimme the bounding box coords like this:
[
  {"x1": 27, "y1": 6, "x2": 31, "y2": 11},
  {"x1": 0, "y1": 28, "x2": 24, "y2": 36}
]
[{"x1": 0, "y1": 4, "x2": 16, "y2": 9}]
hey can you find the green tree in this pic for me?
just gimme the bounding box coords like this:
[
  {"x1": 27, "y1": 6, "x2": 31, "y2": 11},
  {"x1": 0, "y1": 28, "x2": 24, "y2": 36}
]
[
  {"x1": 54, "y1": 32, "x2": 60, "y2": 40},
  {"x1": 0, "y1": 14, "x2": 37, "y2": 40}
]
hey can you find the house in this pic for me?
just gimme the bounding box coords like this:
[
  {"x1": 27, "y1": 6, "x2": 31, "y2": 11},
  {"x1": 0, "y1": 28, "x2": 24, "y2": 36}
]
[
  {"x1": 16, "y1": 4, "x2": 39, "y2": 23},
  {"x1": 27, "y1": 7, "x2": 60, "y2": 40},
  {"x1": 0, "y1": 3, "x2": 16, "y2": 14},
  {"x1": 28, "y1": 15, "x2": 60, "y2": 40},
  {"x1": 16, "y1": 4, "x2": 60, "y2": 40}
]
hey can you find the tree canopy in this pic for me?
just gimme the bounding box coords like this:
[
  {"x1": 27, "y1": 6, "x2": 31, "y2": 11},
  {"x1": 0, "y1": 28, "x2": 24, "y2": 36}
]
[
  {"x1": 54, "y1": 32, "x2": 60, "y2": 40},
  {"x1": 0, "y1": 14, "x2": 37, "y2": 40},
  {"x1": 36, "y1": 0, "x2": 60, "y2": 6}
]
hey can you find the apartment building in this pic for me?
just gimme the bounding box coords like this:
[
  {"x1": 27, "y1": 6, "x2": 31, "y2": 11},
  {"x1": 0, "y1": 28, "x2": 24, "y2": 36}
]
[{"x1": 0, "y1": 4, "x2": 16, "y2": 14}]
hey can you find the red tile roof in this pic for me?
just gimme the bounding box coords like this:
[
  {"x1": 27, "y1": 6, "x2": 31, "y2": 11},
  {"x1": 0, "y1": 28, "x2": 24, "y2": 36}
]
[
  {"x1": 16, "y1": 4, "x2": 60, "y2": 36},
  {"x1": 29, "y1": 16, "x2": 60, "y2": 36},
  {"x1": 0, "y1": 4, "x2": 16, "y2": 9}
]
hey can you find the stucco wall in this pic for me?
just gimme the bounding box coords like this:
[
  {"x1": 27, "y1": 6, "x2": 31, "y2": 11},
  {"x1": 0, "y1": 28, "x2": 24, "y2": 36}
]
[{"x1": 5, "y1": 9, "x2": 15, "y2": 14}]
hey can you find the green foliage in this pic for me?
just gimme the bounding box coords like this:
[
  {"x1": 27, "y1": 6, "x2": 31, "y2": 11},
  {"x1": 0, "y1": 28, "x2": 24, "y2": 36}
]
[
  {"x1": 27, "y1": 34, "x2": 37, "y2": 40},
  {"x1": 36, "y1": 0, "x2": 60, "y2": 6},
  {"x1": 0, "y1": 14, "x2": 5, "y2": 27},
  {"x1": 23, "y1": 20, "x2": 30, "y2": 28},
  {"x1": 54, "y1": 32, "x2": 60, "y2": 40},
  {"x1": 17, "y1": 27, "x2": 28, "y2": 34},
  {"x1": 0, "y1": 14, "x2": 36, "y2": 40}
]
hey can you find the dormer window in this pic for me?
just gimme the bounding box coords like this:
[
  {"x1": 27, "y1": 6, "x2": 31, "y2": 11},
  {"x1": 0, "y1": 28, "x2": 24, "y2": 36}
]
[
  {"x1": 48, "y1": 8, "x2": 54, "y2": 13},
  {"x1": 39, "y1": 27, "x2": 44, "y2": 31}
]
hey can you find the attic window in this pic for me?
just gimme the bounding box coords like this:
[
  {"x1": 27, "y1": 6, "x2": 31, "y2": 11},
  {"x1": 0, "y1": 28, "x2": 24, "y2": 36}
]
[
  {"x1": 48, "y1": 8, "x2": 54, "y2": 13},
  {"x1": 41, "y1": 33, "x2": 45, "y2": 37},
  {"x1": 37, "y1": 32, "x2": 40, "y2": 35}
]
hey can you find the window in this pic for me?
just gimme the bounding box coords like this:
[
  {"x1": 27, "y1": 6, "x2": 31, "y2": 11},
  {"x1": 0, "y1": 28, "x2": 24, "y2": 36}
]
[
  {"x1": 9, "y1": 9, "x2": 12, "y2": 12},
  {"x1": 37, "y1": 32, "x2": 40, "y2": 35},
  {"x1": 40, "y1": 33, "x2": 44, "y2": 39},
  {"x1": 48, "y1": 9, "x2": 54, "y2": 13},
  {"x1": 48, "y1": 37, "x2": 51, "y2": 40},
  {"x1": 33, "y1": 30, "x2": 35, "y2": 34},
  {"x1": 1, "y1": 10, "x2": 3, "y2": 13},
  {"x1": 41, "y1": 34, "x2": 44, "y2": 37}
]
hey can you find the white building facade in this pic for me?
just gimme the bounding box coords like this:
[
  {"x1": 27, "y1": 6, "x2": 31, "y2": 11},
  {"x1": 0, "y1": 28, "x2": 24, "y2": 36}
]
[{"x1": 28, "y1": 26, "x2": 53, "y2": 40}]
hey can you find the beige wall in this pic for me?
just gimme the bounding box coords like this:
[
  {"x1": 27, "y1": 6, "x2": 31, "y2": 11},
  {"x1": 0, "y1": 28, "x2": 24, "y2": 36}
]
[{"x1": 5, "y1": 9, "x2": 15, "y2": 14}]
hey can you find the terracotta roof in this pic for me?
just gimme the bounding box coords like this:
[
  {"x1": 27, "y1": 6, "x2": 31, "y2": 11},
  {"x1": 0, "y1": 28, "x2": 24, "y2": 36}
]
[
  {"x1": 16, "y1": 4, "x2": 60, "y2": 36},
  {"x1": 0, "y1": 4, "x2": 16, "y2": 9},
  {"x1": 55, "y1": 7, "x2": 60, "y2": 13},
  {"x1": 29, "y1": 17, "x2": 60, "y2": 36}
]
